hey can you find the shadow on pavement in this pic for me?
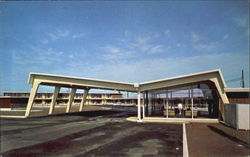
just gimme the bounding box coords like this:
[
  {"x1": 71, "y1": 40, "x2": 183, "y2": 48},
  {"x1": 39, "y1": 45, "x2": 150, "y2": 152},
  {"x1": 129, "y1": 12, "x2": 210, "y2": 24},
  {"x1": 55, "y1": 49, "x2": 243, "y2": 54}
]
[
  {"x1": 51, "y1": 110, "x2": 123, "y2": 117},
  {"x1": 27, "y1": 110, "x2": 136, "y2": 119},
  {"x1": 207, "y1": 125, "x2": 250, "y2": 149}
]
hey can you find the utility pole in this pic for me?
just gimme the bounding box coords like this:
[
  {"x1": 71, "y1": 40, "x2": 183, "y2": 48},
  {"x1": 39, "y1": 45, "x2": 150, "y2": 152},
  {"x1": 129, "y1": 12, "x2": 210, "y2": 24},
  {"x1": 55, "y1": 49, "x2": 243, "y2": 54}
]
[{"x1": 241, "y1": 69, "x2": 245, "y2": 88}]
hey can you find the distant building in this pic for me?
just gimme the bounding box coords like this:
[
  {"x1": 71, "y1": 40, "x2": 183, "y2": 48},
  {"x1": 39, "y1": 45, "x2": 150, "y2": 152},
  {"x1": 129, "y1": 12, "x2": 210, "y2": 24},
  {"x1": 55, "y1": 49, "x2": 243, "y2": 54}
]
[{"x1": 0, "y1": 92, "x2": 137, "y2": 109}]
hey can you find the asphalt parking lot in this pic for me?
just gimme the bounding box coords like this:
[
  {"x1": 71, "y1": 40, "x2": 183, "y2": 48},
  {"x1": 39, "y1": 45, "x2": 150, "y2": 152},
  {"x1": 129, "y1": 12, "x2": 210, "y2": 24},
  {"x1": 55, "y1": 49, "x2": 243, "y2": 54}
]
[
  {"x1": 0, "y1": 107, "x2": 183, "y2": 157},
  {"x1": 1, "y1": 106, "x2": 249, "y2": 157}
]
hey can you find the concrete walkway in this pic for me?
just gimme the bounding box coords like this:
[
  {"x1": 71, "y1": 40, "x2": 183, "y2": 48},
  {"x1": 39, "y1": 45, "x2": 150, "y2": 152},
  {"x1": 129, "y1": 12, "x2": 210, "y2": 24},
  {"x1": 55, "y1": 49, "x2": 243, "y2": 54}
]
[{"x1": 186, "y1": 123, "x2": 250, "y2": 157}]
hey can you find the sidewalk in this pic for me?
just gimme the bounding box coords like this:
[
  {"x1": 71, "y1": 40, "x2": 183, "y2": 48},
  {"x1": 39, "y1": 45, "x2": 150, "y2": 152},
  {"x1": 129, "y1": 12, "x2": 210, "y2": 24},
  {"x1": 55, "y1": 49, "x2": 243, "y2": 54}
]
[{"x1": 186, "y1": 123, "x2": 250, "y2": 157}]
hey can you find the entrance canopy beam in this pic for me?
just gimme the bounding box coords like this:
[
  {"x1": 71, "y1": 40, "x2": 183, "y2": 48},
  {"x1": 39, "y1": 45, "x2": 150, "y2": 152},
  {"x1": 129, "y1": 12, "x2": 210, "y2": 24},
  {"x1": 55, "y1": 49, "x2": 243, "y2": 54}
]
[
  {"x1": 138, "y1": 70, "x2": 228, "y2": 104},
  {"x1": 27, "y1": 69, "x2": 229, "y2": 105},
  {"x1": 28, "y1": 73, "x2": 137, "y2": 92}
]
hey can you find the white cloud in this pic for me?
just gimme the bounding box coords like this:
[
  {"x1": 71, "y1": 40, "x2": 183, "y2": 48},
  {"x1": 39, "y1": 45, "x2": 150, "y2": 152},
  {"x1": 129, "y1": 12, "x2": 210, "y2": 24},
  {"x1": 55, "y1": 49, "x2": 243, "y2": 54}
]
[
  {"x1": 193, "y1": 42, "x2": 218, "y2": 52},
  {"x1": 40, "y1": 39, "x2": 48, "y2": 44},
  {"x1": 124, "y1": 30, "x2": 132, "y2": 37},
  {"x1": 103, "y1": 46, "x2": 121, "y2": 54},
  {"x1": 86, "y1": 52, "x2": 249, "y2": 88},
  {"x1": 191, "y1": 32, "x2": 218, "y2": 52},
  {"x1": 176, "y1": 43, "x2": 181, "y2": 47},
  {"x1": 57, "y1": 29, "x2": 70, "y2": 37},
  {"x1": 13, "y1": 47, "x2": 65, "y2": 65},
  {"x1": 134, "y1": 36, "x2": 168, "y2": 54},
  {"x1": 101, "y1": 34, "x2": 170, "y2": 60},
  {"x1": 148, "y1": 45, "x2": 165, "y2": 54},
  {"x1": 164, "y1": 29, "x2": 171, "y2": 37},
  {"x1": 72, "y1": 33, "x2": 86, "y2": 39},
  {"x1": 136, "y1": 36, "x2": 150, "y2": 45},
  {"x1": 191, "y1": 32, "x2": 200, "y2": 43},
  {"x1": 101, "y1": 46, "x2": 133, "y2": 60},
  {"x1": 47, "y1": 29, "x2": 70, "y2": 41},
  {"x1": 223, "y1": 34, "x2": 229, "y2": 40},
  {"x1": 233, "y1": 17, "x2": 248, "y2": 28},
  {"x1": 48, "y1": 33, "x2": 59, "y2": 40},
  {"x1": 11, "y1": 48, "x2": 249, "y2": 90},
  {"x1": 154, "y1": 33, "x2": 161, "y2": 38}
]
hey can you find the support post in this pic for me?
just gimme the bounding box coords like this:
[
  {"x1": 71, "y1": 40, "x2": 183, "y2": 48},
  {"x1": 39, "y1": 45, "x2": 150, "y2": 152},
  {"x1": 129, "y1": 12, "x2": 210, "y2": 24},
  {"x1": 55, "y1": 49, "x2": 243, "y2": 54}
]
[
  {"x1": 79, "y1": 89, "x2": 89, "y2": 112},
  {"x1": 25, "y1": 81, "x2": 40, "y2": 117},
  {"x1": 66, "y1": 88, "x2": 77, "y2": 113},
  {"x1": 137, "y1": 91, "x2": 142, "y2": 122},
  {"x1": 142, "y1": 94, "x2": 145, "y2": 118},
  {"x1": 145, "y1": 91, "x2": 148, "y2": 116},
  {"x1": 170, "y1": 91, "x2": 172, "y2": 109},
  {"x1": 166, "y1": 90, "x2": 169, "y2": 118},
  {"x1": 49, "y1": 86, "x2": 61, "y2": 115},
  {"x1": 191, "y1": 88, "x2": 194, "y2": 119}
]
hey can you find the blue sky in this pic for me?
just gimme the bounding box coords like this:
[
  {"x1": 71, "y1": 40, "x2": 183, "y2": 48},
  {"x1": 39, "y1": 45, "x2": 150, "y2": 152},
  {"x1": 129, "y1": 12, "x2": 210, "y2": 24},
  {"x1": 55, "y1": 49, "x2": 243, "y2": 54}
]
[{"x1": 0, "y1": 1, "x2": 249, "y2": 93}]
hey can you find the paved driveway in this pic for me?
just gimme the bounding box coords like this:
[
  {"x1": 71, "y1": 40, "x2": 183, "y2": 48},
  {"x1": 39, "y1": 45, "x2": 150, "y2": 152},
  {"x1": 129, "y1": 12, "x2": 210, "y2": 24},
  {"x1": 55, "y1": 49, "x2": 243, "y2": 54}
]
[{"x1": 1, "y1": 110, "x2": 183, "y2": 157}]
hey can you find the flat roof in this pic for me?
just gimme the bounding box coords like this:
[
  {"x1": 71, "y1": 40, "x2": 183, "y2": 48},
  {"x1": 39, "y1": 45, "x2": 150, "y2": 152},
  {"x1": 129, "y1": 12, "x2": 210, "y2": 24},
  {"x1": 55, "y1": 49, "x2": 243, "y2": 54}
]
[
  {"x1": 3, "y1": 91, "x2": 122, "y2": 95},
  {"x1": 140, "y1": 69, "x2": 226, "y2": 87},
  {"x1": 225, "y1": 88, "x2": 250, "y2": 92},
  {"x1": 29, "y1": 72, "x2": 135, "y2": 86}
]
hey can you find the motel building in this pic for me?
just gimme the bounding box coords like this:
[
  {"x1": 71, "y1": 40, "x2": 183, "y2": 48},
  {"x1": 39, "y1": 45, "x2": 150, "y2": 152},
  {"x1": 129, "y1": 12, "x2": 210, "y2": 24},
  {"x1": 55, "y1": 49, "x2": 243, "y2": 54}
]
[
  {"x1": 1, "y1": 92, "x2": 137, "y2": 108},
  {"x1": 0, "y1": 69, "x2": 249, "y2": 130}
]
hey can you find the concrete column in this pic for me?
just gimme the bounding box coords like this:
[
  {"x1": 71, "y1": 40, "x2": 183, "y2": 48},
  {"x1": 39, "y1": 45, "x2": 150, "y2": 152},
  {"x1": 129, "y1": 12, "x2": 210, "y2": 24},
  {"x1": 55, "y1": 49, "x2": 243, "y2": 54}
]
[
  {"x1": 79, "y1": 89, "x2": 89, "y2": 112},
  {"x1": 191, "y1": 88, "x2": 194, "y2": 119},
  {"x1": 142, "y1": 105, "x2": 145, "y2": 119},
  {"x1": 142, "y1": 94, "x2": 145, "y2": 118},
  {"x1": 66, "y1": 88, "x2": 77, "y2": 113},
  {"x1": 137, "y1": 91, "x2": 142, "y2": 121},
  {"x1": 49, "y1": 86, "x2": 61, "y2": 115},
  {"x1": 170, "y1": 91, "x2": 172, "y2": 109},
  {"x1": 25, "y1": 81, "x2": 40, "y2": 117},
  {"x1": 145, "y1": 91, "x2": 148, "y2": 116},
  {"x1": 166, "y1": 90, "x2": 169, "y2": 118}
]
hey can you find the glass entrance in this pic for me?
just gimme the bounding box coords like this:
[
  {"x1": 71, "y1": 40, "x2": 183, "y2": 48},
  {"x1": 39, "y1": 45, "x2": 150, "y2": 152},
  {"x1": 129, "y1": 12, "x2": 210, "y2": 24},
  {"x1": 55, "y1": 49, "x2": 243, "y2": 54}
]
[{"x1": 143, "y1": 83, "x2": 219, "y2": 119}]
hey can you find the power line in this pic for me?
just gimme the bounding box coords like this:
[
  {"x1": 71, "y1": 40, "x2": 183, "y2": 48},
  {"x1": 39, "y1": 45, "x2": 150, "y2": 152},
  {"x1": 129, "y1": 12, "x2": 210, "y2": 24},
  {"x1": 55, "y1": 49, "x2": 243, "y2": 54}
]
[{"x1": 225, "y1": 69, "x2": 245, "y2": 88}]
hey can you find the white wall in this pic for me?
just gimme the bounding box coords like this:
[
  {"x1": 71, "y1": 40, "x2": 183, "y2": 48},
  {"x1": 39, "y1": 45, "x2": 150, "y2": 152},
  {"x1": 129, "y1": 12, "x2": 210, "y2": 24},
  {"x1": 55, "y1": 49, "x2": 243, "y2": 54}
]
[{"x1": 237, "y1": 104, "x2": 250, "y2": 130}]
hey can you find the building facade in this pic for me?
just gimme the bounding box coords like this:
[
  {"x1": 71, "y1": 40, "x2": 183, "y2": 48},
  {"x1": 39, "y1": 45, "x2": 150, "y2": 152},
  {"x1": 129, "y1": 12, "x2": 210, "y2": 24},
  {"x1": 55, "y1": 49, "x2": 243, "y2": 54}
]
[
  {"x1": 1, "y1": 69, "x2": 249, "y2": 127},
  {"x1": 0, "y1": 92, "x2": 137, "y2": 109}
]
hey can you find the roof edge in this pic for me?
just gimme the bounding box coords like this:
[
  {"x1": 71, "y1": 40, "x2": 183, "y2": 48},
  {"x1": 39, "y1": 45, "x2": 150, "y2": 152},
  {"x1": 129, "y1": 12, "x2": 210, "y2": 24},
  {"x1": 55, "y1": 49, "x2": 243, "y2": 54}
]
[
  {"x1": 28, "y1": 72, "x2": 135, "y2": 85},
  {"x1": 140, "y1": 69, "x2": 226, "y2": 86},
  {"x1": 225, "y1": 88, "x2": 250, "y2": 92}
]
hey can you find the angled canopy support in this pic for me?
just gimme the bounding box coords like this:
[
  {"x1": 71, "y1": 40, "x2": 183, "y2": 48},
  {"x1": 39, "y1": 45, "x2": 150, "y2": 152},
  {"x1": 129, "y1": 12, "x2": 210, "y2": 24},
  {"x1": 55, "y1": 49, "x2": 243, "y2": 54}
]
[
  {"x1": 66, "y1": 88, "x2": 77, "y2": 113},
  {"x1": 25, "y1": 80, "x2": 40, "y2": 117},
  {"x1": 49, "y1": 86, "x2": 61, "y2": 115},
  {"x1": 79, "y1": 89, "x2": 90, "y2": 112},
  {"x1": 210, "y1": 78, "x2": 229, "y2": 104}
]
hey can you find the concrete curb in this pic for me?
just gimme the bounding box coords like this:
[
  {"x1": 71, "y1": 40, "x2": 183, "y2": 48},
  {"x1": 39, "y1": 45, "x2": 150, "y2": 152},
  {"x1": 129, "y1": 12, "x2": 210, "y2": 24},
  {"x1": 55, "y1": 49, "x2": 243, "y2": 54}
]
[
  {"x1": 183, "y1": 122, "x2": 189, "y2": 157},
  {"x1": 126, "y1": 117, "x2": 219, "y2": 123},
  {"x1": 0, "y1": 115, "x2": 26, "y2": 118}
]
